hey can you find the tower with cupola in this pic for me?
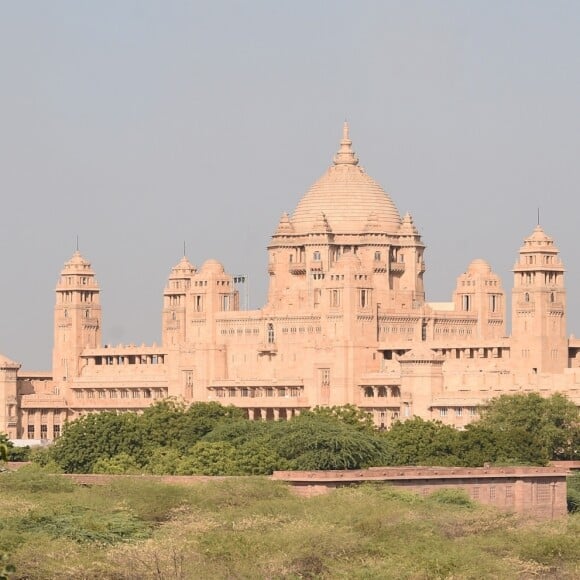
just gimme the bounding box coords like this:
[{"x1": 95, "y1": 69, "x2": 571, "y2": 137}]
[
  {"x1": 511, "y1": 226, "x2": 567, "y2": 373},
  {"x1": 162, "y1": 256, "x2": 196, "y2": 346},
  {"x1": 52, "y1": 251, "x2": 102, "y2": 383}
]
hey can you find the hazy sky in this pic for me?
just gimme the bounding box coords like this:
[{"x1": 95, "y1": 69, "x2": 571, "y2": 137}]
[{"x1": 1, "y1": 1, "x2": 580, "y2": 369}]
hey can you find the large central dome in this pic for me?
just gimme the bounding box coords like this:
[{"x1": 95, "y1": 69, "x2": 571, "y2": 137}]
[{"x1": 291, "y1": 123, "x2": 402, "y2": 235}]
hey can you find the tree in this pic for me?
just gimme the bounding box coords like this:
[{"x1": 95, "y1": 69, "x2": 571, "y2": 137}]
[
  {"x1": 382, "y1": 418, "x2": 461, "y2": 466},
  {"x1": 177, "y1": 441, "x2": 237, "y2": 475},
  {"x1": 92, "y1": 452, "x2": 142, "y2": 474},
  {"x1": 273, "y1": 415, "x2": 385, "y2": 470},
  {"x1": 304, "y1": 405, "x2": 376, "y2": 432},
  {"x1": 475, "y1": 393, "x2": 580, "y2": 464},
  {"x1": 49, "y1": 412, "x2": 146, "y2": 473}
]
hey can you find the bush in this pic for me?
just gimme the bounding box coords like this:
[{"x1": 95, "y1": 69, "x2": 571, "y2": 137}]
[
  {"x1": 426, "y1": 488, "x2": 475, "y2": 508},
  {"x1": 567, "y1": 473, "x2": 580, "y2": 513}
]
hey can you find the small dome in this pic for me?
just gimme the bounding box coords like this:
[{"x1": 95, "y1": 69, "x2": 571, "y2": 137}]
[
  {"x1": 291, "y1": 124, "x2": 401, "y2": 235},
  {"x1": 467, "y1": 259, "x2": 492, "y2": 275},
  {"x1": 200, "y1": 259, "x2": 225, "y2": 274}
]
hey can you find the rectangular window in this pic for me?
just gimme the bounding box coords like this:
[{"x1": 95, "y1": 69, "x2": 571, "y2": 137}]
[
  {"x1": 489, "y1": 486, "x2": 496, "y2": 500},
  {"x1": 330, "y1": 289, "x2": 341, "y2": 307},
  {"x1": 462, "y1": 295, "x2": 471, "y2": 311},
  {"x1": 53, "y1": 424, "x2": 61, "y2": 439},
  {"x1": 455, "y1": 408, "x2": 463, "y2": 417},
  {"x1": 27, "y1": 425, "x2": 35, "y2": 439},
  {"x1": 359, "y1": 289, "x2": 371, "y2": 309},
  {"x1": 132, "y1": 390, "x2": 140, "y2": 399},
  {"x1": 319, "y1": 368, "x2": 330, "y2": 386},
  {"x1": 439, "y1": 408, "x2": 448, "y2": 417}
]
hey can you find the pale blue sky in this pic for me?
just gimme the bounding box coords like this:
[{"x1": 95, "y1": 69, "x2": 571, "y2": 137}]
[{"x1": 1, "y1": 1, "x2": 580, "y2": 368}]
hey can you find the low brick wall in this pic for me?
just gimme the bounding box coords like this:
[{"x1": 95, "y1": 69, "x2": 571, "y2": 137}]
[{"x1": 272, "y1": 466, "x2": 569, "y2": 520}]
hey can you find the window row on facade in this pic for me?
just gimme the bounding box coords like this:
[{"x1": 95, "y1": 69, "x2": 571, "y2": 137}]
[
  {"x1": 210, "y1": 386, "x2": 303, "y2": 398},
  {"x1": 73, "y1": 387, "x2": 168, "y2": 399},
  {"x1": 435, "y1": 407, "x2": 479, "y2": 418},
  {"x1": 90, "y1": 354, "x2": 165, "y2": 365},
  {"x1": 362, "y1": 386, "x2": 401, "y2": 398}
]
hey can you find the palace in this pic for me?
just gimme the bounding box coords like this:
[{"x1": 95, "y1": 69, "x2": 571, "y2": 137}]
[{"x1": 2, "y1": 123, "x2": 580, "y2": 441}]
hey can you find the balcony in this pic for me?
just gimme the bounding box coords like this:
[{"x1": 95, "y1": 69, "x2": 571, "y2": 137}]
[
  {"x1": 258, "y1": 343, "x2": 278, "y2": 354},
  {"x1": 288, "y1": 261, "x2": 306, "y2": 275}
]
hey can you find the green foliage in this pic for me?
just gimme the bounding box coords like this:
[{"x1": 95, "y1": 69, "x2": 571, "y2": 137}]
[
  {"x1": 273, "y1": 415, "x2": 385, "y2": 470},
  {"x1": 20, "y1": 505, "x2": 150, "y2": 545},
  {"x1": 1, "y1": 477, "x2": 580, "y2": 578},
  {"x1": 48, "y1": 412, "x2": 146, "y2": 473},
  {"x1": 568, "y1": 473, "x2": 580, "y2": 513},
  {"x1": 92, "y1": 453, "x2": 142, "y2": 475},
  {"x1": 0, "y1": 464, "x2": 75, "y2": 494},
  {"x1": 382, "y1": 417, "x2": 461, "y2": 466},
  {"x1": 305, "y1": 404, "x2": 376, "y2": 431},
  {"x1": 477, "y1": 393, "x2": 580, "y2": 464},
  {"x1": 426, "y1": 488, "x2": 475, "y2": 508},
  {"x1": 177, "y1": 441, "x2": 237, "y2": 475}
]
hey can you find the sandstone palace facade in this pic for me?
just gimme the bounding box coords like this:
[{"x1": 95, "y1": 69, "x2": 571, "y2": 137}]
[{"x1": 2, "y1": 124, "x2": 580, "y2": 441}]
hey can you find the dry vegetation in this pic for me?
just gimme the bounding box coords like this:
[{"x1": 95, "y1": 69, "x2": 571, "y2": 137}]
[{"x1": 1, "y1": 465, "x2": 579, "y2": 579}]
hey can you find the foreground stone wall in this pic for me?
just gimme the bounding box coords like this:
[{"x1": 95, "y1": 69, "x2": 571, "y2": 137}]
[{"x1": 272, "y1": 466, "x2": 569, "y2": 520}]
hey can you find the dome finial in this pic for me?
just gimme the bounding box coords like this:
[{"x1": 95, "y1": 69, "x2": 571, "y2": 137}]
[{"x1": 334, "y1": 121, "x2": 358, "y2": 166}]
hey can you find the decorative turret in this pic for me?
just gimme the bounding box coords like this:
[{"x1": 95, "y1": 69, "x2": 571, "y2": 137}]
[
  {"x1": 162, "y1": 256, "x2": 196, "y2": 346},
  {"x1": 52, "y1": 251, "x2": 101, "y2": 382},
  {"x1": 511, "y1": 225, "x2": 567, "y2": 373},
  {"x1": 451, "y1": 259, "x2": 506, "y2": 340}
]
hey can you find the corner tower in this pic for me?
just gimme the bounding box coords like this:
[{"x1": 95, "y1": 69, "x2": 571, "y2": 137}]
[
  {"x1": 162, "y1": 256, "x2": 196, "y2": 345},
  {"x1": 511, "y1": 226, "x2": 567, "y2": 373},
  {"x1": 52, "y1": 251, "x2": 102, "y2": 383}
]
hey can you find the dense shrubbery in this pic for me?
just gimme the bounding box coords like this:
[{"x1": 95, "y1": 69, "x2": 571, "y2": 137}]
[
  {"x1": 16, "y1": 393, "x2": 580, "y2": 476},
  {"x1": 0, "y1": 471, "x2": 579, "y2": 578}
]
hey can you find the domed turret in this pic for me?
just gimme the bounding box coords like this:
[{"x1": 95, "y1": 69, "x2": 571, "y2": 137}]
[
  {"x1": 290, "y1": 123, "x2": 401, "y2": 235},
  {"x1": 200, "y1": 259, "x2": 225, "y2": 275}
]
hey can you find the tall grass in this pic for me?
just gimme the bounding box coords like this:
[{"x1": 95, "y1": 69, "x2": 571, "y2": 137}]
[{"x1": 0, "y1": 471, "x2": 578, "y2": 579}]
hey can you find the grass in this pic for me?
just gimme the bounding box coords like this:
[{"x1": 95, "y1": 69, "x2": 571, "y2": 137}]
[{"x1": 0, "y1": 466, "x2": 579, "y2": 579}]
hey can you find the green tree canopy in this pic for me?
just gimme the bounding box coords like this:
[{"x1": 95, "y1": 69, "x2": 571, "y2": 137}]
[{"x1": 476, "y1": 393, "x2": 580, "y2": 464}]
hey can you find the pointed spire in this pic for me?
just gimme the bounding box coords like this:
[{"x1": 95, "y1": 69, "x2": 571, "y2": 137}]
[
  {"x1": 399, "y1": 212, "x2": 419, "y2": 235},
  {"x1": 333, "y1": 121, "x2": 359, "y2": 166},
  {"x1": 312, "y1": 211, "x2": 332, "y2": 234},
  {"x1": 274, "y1": 212, "x2": 294, "y2": 235}
]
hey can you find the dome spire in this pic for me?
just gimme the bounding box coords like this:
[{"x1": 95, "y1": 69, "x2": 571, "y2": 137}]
[{"x1": 333, "y1": 121, "x2": 359, "y2": 166}]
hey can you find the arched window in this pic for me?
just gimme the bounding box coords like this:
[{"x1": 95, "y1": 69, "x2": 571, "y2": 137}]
[
  {"x1": 524, "y1": 292, "x2": 530, "y2": 303},
  {"x1": 313, "y1": 251, "x2": 321, "y2": 261},
  {"x1": 550, "y1": 292, "x2": 555, "y2": 303},
  {"x1": 364, "y1": 387, "x2": 374, "y2": 398}
]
